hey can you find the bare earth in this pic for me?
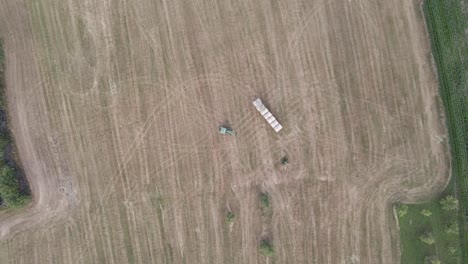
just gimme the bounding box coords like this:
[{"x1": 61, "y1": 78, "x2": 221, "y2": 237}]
[{"x1": 0, "y1": 0, "x2": 450, "y2": 263}]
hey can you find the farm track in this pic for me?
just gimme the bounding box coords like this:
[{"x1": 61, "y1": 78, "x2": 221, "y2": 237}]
[{"x1": 0, "y1": 0, "x2": 450, "y2": 263}]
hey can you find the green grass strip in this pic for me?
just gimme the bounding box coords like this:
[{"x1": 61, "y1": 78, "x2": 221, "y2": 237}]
[
  {"x1": 399, "y1": 0, "x2": 467, "y2": 262},
  {"x1": 422, "y1": 0, "x2": 468, "y2": 261}
]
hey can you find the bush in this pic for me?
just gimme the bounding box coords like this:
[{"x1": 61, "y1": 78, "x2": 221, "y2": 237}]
[
  {"x1": 445, "y1": 222, "x2": 459, "y2": 235},
  {"x1": 259, "y1": 239, "x2": 274, "y2": 256},
  {"x1": 260, "y1": 192, "x2": 270, "y2": 209},
  {"x1": 419, "y1": 232, "x2": 436, "y2": 245},
  {"x1": 281, "y1": 156, "x2": 288, "y2": 165},
  {"x1": 424, "y1": 255, "x2": 441, "y2": 264},
  {"x1": 226, "y1": 211, "x2": 236, "y2": 224},
  {"x1": 397, "y1": 204, "x2": 409, "y2": 218},
  {"x1": 448, "y1": 246, "x2": 458, "y2": 254},
  {"x1": 421, "y1": 209, "x2": 432, "y2": 217},
  {"x1": 440, "y1": 195, "x2": 458, "y2": 211},
  {"x1": 0, "y1": 40, "x2": 3, "y2": 63}
]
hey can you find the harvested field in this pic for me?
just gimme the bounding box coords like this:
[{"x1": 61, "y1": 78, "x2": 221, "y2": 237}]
[{"x1": 0, "y1": 0, "x2": 450, "y2": 263}]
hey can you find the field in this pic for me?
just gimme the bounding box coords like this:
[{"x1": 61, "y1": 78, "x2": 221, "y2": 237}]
[
  {"x1": 0, "y1": 0, "x2": 451, "y2": 263},
  {"x1": 399, "y1": 183, "x2": 462, "y2": 264}
]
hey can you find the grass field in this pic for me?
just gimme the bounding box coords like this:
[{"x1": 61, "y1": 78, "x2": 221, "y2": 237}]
[
  {"x1": 399, "y1": 180, "x2": 462, "y2": 264},
  {"x1": 0, "y1": 0, "x2": 453, "y2": 263},
  {"x1": 421, "y1": 0, "x2": 468, "y2": 262}
]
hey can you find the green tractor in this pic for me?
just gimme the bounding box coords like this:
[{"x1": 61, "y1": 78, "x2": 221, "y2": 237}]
[{"x1": 219, "y1": 126, "x2": 236, "y2": 136}]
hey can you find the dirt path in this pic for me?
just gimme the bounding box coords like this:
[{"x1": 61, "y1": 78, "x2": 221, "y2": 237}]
[{"x1": 0, "y1": 0, "x2": 449, "y2": 263}]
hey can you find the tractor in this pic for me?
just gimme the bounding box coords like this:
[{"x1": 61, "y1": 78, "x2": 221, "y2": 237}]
[{"x1": 219, "y1": 126, "x2": 236, "y2": 136}]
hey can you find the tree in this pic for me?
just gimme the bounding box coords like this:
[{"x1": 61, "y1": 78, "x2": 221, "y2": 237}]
[
  {"x1": 0, "y1": 136, "x2": 9, "y2": 151},
  {"x1": 419, "y1": 232, "x2": 435, "y2": 245},
  {"x1": 421, "y1": 209, "x2": 432, "y2": 217},
  {"x1": 0, "y1": 166, "x2": 20, "y2": 203},
  {"x1": 397, "y1": 204, "x2": 408, "y2": 218},
  {"x1": 0, "y1": 166, "x2": 28, "y2": 208},
  {"x1": 440, "y1": 195, "x2": 458, "y2": 210},
  {"x1": 259, "y1": 239, "x2": 275, "y2": 256}
]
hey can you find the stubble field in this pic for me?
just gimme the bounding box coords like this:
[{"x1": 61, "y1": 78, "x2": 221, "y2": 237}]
[{"x1": 0, "y1": 0, "x2": 450, "y2": 263}]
